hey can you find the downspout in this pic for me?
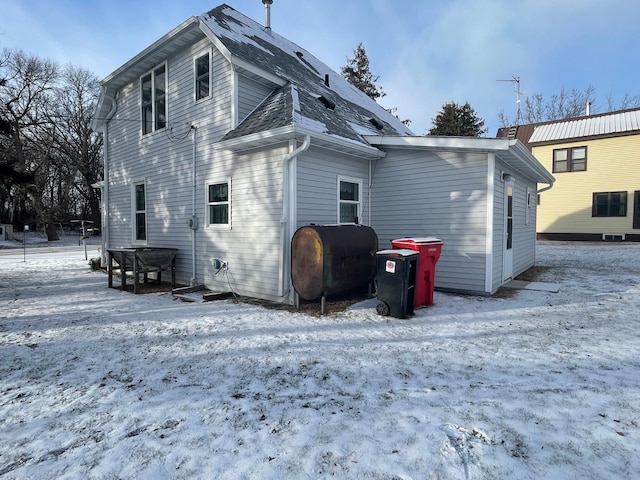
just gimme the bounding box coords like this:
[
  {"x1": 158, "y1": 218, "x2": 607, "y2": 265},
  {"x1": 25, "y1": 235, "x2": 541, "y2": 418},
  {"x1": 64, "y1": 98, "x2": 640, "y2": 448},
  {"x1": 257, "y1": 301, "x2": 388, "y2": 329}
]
[
  {"x1": 190, "y1": 125, "x2": 198, "y2": 286},
  {"x1": 100, "y1": 89, "x2": 118, "y2": 267},
  {"x1": 537, "y1": 181, "x2": 554, "y2": 194},
  {"x1": 279, "y1": 135, "x2": 311, "y2": 297}
]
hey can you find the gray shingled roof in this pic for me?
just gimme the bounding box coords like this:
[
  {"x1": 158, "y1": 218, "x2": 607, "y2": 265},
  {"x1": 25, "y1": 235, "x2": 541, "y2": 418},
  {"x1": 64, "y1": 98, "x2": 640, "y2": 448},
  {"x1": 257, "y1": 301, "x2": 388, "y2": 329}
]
[{"x1": 201, "y1": 4, "x2": 412, "y2": 145}]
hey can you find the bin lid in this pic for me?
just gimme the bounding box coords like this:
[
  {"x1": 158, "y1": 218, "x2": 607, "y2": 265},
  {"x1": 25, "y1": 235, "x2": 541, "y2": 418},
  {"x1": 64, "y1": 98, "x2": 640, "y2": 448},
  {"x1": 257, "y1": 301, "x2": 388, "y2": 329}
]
[
  {"x1": 392, "y1": 237, "x2": 442, "y2": 244},
  {"x1": 377, "y1": 248, "x2": 417, "y2": 257}
]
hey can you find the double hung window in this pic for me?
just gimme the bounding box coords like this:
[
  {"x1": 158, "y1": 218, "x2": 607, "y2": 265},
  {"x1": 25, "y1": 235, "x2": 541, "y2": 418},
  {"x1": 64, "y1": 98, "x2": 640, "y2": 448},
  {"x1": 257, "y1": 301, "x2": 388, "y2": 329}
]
[
  {"x1": 338, "y1": 177, "x2": 362, "y2": 224},
  {"x1": 207, "y1": 180, "x2": 230, "y2": 227},
  {"x1": 134, "y1": 182, "x2": 146, "y2": 241},
  {"x1": 141, "y1": 64, "x2": 167, "y2": 135},
  {"x1": 553, "y1": 146, "x2": 587, "y2": 173},
  {"x1": 195, "y1": 52, "x2": 211, "y2": 101}
]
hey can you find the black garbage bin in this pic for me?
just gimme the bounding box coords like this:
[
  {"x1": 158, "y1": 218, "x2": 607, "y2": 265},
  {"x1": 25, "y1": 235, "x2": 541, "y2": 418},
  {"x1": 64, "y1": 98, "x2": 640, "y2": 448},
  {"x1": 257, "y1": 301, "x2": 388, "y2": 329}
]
[{"x1": 375, "y1": 249, "x2": 418, "y2": 319}]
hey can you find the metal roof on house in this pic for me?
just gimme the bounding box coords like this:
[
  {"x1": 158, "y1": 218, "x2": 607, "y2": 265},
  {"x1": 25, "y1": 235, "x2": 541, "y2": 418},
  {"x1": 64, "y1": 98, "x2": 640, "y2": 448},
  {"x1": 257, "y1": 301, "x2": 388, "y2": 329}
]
[{"x1": 528, "y1": 107, "x2": 640, "y2": 144}]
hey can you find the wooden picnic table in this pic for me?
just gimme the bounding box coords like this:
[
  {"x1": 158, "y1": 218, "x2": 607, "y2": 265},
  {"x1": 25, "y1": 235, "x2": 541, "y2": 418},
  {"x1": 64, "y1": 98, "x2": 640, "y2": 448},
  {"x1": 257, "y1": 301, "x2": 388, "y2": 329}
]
[{"x1": 107, "y1": 247, "x2": 178, "y2": 294}]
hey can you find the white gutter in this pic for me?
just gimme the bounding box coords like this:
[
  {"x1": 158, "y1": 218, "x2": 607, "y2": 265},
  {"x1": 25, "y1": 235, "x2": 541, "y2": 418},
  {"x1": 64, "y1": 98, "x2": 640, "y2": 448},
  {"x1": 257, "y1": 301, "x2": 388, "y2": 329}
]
[
  {"x1": 216, "y1": 125, "x2": 385, "y2": 160},
  {"x1": 510, "y1": 140, "x2": 556, "y2": 185},
  {"x1": 536, "y1": 183, "x2": 554, "y2": 194},
  {"x1": 278, "y1": 135, "x2": 311, "y2": 297}
]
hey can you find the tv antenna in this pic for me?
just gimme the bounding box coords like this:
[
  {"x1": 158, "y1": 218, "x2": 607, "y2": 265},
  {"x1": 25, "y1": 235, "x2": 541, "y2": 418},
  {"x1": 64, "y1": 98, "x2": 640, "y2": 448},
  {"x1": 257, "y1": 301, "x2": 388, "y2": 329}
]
[{"x1": 497, "y1": 76, "x2": 523, "y2": 125}]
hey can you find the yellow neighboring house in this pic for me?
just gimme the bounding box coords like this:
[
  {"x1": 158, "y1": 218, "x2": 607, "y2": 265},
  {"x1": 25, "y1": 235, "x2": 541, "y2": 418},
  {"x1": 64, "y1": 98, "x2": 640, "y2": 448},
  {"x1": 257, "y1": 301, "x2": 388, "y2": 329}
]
[{"x1": 497, "y1": 107, "x2": 640, "y2": 241}]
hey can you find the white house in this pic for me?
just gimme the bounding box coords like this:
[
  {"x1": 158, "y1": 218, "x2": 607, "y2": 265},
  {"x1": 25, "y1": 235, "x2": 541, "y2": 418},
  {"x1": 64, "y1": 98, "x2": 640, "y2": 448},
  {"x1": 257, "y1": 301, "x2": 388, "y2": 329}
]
[{"x1": 92, "y1": 3, "x2": 554, "y2": 302}]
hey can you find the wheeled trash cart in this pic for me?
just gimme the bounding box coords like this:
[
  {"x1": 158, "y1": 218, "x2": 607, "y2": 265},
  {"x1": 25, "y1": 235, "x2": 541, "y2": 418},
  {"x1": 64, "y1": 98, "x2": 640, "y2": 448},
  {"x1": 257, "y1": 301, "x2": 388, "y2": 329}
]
[{"x1": 375, "y1": 249, "x2": 418, "y2": 319}]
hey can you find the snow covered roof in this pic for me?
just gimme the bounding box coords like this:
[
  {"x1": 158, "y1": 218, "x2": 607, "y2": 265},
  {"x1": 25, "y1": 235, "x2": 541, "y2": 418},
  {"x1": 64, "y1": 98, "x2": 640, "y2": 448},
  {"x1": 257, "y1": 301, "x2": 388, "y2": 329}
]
[
  {"x1": 93, "y1": 3, "x2": 412, "y2": 150},
  {"x1": 200, "y1": 4, "x2": 412, "y2": 147}
]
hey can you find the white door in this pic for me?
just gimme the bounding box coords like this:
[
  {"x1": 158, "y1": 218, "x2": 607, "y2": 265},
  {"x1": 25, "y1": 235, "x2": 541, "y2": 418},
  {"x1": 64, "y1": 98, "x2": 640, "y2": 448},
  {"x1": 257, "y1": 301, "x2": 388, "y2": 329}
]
[{"x1": 503, "y1": 179, "x2": 514, "y2": 280}]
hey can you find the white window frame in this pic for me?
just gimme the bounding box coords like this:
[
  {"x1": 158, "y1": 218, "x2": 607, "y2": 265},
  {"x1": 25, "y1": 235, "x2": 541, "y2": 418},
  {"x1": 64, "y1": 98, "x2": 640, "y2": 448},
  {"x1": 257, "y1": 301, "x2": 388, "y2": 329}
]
[
  {"x1": 194, "y1": 50, "x2": 212, "y2": 102},
  {"x1": 132, "y1": 181, "x2": 147, "y2": 244},
  {"x1": 206, "y1": 178, "x2": 231, "y2": 229},
  {"x1": 141, "y1": 63, "x2": 167, "y2": 135},
  {"x1": 337, "y1": 176, "x2": 363, "y2": 224}
]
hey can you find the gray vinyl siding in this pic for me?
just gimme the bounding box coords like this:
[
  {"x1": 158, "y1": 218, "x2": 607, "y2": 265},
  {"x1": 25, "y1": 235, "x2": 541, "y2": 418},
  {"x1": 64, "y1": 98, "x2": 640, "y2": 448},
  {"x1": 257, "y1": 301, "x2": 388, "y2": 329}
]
[
  {"x1": 296, "y1": 148, "x2": 370, "y2": 227},
  {"x1": 490, "y1": 160, "x2": 539, "y2": 292},
  {"x1": 237, "y1": 74, "x2": 273, "y2": 124},
  {"x1": 371, "y1": 149, "x2": 490, "y2": 294},
  {"x1": 197, "y1": 144, "x2": 289, "y2": 301},
  {"x1": 105, "y1": 38, "x2": 235, "y2": 287}
]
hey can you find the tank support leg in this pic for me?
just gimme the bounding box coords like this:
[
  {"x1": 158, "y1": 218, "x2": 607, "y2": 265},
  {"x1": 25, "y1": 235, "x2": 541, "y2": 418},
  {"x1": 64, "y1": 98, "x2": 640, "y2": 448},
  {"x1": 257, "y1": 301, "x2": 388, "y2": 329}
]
[{"x1": 321, "y1": 295, "x2": 326, "y2": 315}]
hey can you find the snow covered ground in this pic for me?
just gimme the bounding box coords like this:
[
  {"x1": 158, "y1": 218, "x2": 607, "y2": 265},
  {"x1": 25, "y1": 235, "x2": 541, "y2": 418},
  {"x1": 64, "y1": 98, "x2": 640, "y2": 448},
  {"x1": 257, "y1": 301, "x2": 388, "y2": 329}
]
[{"x1": 1, "y1": 238, "x2": 639, "y2": 479}]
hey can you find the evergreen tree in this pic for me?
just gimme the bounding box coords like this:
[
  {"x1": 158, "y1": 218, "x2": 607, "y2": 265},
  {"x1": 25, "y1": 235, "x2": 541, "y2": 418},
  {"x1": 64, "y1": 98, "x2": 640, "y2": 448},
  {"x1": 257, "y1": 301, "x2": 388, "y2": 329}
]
[
  {"x1": 429, "y1": 101, "x2": 487, "y2": 137},
  {"x1": 341, "y1": 43, "x2": 385, "y2": 101}
]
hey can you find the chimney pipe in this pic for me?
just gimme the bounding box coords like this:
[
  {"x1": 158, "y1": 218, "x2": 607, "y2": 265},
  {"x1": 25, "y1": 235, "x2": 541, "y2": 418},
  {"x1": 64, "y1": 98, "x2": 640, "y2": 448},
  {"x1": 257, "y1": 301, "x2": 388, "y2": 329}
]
[
  {"x1": 262, "y1": 0, "x2": 273, "y2": 30},
  {"x1": 586, "y1": 101, "x2": 591, "y2": 116}
]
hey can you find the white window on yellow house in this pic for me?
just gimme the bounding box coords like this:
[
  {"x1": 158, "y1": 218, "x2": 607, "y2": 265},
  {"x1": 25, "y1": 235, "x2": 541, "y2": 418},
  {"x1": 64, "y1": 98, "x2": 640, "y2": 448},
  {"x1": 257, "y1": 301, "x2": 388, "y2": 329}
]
[{"x1": 553, "y1": 146, "x2": 587, "y2": 173}]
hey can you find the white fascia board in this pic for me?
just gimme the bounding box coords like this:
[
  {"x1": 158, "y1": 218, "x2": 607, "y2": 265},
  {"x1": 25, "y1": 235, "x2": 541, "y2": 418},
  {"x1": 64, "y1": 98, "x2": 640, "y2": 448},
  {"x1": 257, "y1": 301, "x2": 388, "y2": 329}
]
[
  {"x1": 231, "y1": 57, "x2": 287, "y2": 87},
  {"x1": 215, "y1": 126, "x2": 385, "y2": 159},
  {"x1": 101, "y1": 17, "x2": 199, "y2": 87},
  {"x1": 199, "y1": 19, "x2": 286, "y2": 88},
  {"x1": 365, "y1": 135, "x2": 555, "y2": 185},
  {"x1": 213, "y1": 125, "x2": 297, "y2": 150},
  {"x1": 508, "y1": 139, "x2": 556, "y2": 184},
  {"x1": 363, "y1": 135, "x2": 513, "y2": 152}
]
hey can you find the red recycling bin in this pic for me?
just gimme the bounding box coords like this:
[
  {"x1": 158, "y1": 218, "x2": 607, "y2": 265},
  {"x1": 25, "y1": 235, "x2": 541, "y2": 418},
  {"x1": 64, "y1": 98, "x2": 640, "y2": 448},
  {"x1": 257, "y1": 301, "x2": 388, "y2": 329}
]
[{"x1": 391, "y1": 237, "x2": 442, "y2": 307}]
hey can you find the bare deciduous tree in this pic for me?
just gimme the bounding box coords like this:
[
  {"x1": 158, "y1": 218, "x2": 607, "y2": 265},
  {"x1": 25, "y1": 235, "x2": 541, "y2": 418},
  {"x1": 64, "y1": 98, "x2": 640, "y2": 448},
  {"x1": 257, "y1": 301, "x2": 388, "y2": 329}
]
[{"x1": 0, "y1": 48, "x2": 103, "y2": 240}]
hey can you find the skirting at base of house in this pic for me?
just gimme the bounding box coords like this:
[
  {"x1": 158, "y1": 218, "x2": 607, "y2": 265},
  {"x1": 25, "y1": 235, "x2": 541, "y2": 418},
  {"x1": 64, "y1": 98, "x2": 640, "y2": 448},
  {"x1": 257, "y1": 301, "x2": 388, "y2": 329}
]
[{"x1": 537, "y1": 232, "x2": 640, "y2": 242}]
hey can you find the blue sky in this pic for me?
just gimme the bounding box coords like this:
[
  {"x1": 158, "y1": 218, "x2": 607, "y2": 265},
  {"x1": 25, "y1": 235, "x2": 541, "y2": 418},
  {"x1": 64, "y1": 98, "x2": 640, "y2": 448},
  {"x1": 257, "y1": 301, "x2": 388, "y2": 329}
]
[{"x1": 2, "y1": 0, "x2": 640, "y2": 135}]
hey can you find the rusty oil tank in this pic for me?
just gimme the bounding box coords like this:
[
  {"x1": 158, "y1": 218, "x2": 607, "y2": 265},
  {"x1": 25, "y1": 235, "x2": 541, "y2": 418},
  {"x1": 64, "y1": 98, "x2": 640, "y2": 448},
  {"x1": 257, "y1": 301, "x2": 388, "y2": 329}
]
[{"x1": 291, "y1": 224, "x2": 378, "y2": 300}]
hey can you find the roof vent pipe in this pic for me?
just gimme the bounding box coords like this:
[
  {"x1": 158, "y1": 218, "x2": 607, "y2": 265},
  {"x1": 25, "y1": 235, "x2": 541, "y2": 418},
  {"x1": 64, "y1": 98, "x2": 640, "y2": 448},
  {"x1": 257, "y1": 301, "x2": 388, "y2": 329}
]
[
  {"x1": 586, "y1": 101, "x2": 591, "y2": 116},
  {"x1": 324, "y1": 74, "x2": 330, "y2": 87},
  {"x1": 262, "y1": 0, "x2": 273, "y2": 31}
]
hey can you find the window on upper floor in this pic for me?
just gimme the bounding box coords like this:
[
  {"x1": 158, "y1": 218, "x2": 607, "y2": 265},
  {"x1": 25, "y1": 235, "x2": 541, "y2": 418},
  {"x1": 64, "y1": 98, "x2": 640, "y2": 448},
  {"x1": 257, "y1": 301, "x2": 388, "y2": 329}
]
[
  {"x1": 592, "y1": 191, "x2": 627, "y2": 217},
  {"x1": 338, "y1": 177, "x2": 362, "y2": 224},
  {"x1": 134, "y1": 182, "x2": 147, "y2": 241},
  {"x1": 141, "y1": 64, "x2": 167, "y2": 135},
  {"x1": 553, "y1": 146, "x2": 587, "y2": 173},
  {"x1": 195, "y1": 52, "x2": 211, "y2": 101},
  {"x1": 207, "y1": 180, "x2": 231, "y2": 228}
]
